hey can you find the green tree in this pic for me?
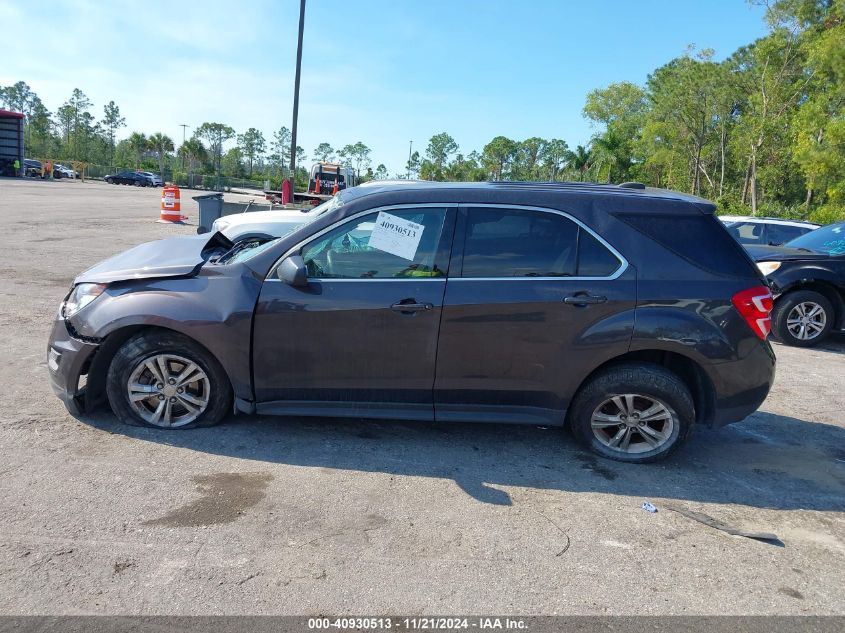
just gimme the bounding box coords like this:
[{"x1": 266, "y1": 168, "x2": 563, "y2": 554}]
[
  {"x1": 148, "y1": 132, "x2": 174, "y2": 177},
  {"x1": 193, "y1": 122, "x2": 235, "y2": 176},
  {"x1": 270, "y1": 126, "x2": 292, "y2": 175},
  {"x1": 61, "y1": 88, "x2": 94, "y2": 160},
  {"x1": 0, "y1": 81, "x2": 33, "y2": 113},
  {"x1": 127, "y1": 132, "x2": 148, "y2": 169},
  {"x1": 177, "y1": 138, "x2": 208, "y2": 177},
  {"x1": 340, "y1": 142, "x2": 371, "y2": 178},
  {"x1": 101, "y1": 101, "x2": 125, "y2": 164},
  {"x1": 237, "y1": 128, "x2": 266, "y2": 177},
  {"x1": 582, "y1": 81, "x2": 647, "y2": 184},
  {"x1": 514, "y1": 137, "x2": 547, "y2": 180},
  {"x1": 424, "y1": 132, "x2": 458, "y2": 180},
  {"x1": 481, "y1": 135, "x2": 517, "y2": 180},
  {"x1": 221, "y1": 147, "x2": 244, "y2": 178},
  {"x1": 564, "y1": 145, "x2": 591, "y2": 181},
  {"x1": 313, "y1": 142, "x2": 335, "y2": 162},
  {"x1": 373, "y1": 164, "x2": 389, "y2": 180},
  {"x1": 541, "y1": 138, "x2": 569, "y2": 180},
  {"x1": 406, "y1": 150, "x2": 421, "y2": 179},
  {"x1": 791, "y1": 0, "x2": 845, "y2": 219}
]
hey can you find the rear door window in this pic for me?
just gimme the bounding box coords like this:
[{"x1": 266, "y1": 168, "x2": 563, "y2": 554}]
[{"x1": 460, "y1": 207, "x2": 622, "y2": 278}]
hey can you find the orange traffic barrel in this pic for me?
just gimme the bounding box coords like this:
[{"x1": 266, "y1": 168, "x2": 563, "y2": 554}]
[{"x1": 159, "y1": 185, "x2": 185, "y2": 223}]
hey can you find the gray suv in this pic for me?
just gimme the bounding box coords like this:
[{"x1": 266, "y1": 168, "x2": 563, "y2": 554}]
[{"x1": 48, "y1": 182, "x2": 776, "y2": 463}]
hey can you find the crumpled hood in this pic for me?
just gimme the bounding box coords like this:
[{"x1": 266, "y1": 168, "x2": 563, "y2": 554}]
[
  {"x1": 746, "y1": 244, "x2": 829, "y2": 262},
  {"x1": 74, "y1": 233, "x2": 233, "y2": 284}
]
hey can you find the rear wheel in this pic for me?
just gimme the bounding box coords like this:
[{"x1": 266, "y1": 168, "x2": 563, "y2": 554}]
[
  {"x1": 106, "y1": 331, "x2": 231, "y2": 429},
  {"x1": 106, "y1": 177, "x2": 113, "y2": 184},
  {"x1": 771, "y1": 290, "x2": 833, "y2": 347},
  {"x1": 568, "y1": 363, "x2": 694, "y2": 463}
]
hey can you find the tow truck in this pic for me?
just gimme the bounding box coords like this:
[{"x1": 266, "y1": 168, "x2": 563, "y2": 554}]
[{"x1": 263, "y1": 162, "x2": 357, "y2": 205}]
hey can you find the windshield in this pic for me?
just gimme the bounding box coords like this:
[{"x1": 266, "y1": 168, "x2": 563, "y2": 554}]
[{"x1": 785, "y1": 223, "x2": 845, "y2": 255}]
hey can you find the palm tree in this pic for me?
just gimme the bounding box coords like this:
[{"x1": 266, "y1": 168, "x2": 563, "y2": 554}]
[
  {"x1": 177, "y1": 138, "x2": 207, "y2": 179},
  {"x1": 565, "y1": 145, "x2": 592, "y2": 181},
  {"x1": 126, "y1": 132, "x2": 148, "y2": 169},
  {"x1": 148, "y1": 132, "x2": 174, "y2": 178},
  {"x1": 589, "y1": 129, "x2": 627, "y2": 183}
]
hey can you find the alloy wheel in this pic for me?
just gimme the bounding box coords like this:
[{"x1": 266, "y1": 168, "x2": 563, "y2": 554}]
[
  {"x1": 126, "y1": 353, "x2": 210, "y2": 428},
  {"x1": 786, "y1": 301, "x2": 826, "y2": 341},
  {"x1": 590, "y1": 393, "x2": 676, "y2": 454}
]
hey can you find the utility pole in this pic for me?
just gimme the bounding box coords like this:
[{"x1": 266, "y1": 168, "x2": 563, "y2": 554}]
[
  {"x1": 179, "y1": 124, "x2": 189, "y2": 170},
  {"x1": 288, "y1": 0, "x2": 306, "y2": 201},
  {"x1": 407, "y1": 140, "x2": 413, "y2": 179}
]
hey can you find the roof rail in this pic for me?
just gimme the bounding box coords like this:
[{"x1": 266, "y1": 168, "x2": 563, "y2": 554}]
[{"x1": 618, "y1": 182, "x2": 646, "y2": 189}]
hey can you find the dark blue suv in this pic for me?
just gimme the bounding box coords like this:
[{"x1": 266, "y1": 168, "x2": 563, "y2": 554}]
[{"x1": 48, "y1": 182, "x2": 776, "y2": 463}]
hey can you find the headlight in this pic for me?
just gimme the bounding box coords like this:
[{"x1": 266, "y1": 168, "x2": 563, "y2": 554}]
[
  {"x1": 62, "y1": 283, "x2": 107, "y2": 319},
  {"x1": 756, "y1": 261, "x2": 782, "y2": 276}
]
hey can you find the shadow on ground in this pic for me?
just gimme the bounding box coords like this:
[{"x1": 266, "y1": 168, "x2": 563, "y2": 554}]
[
  {"x1": 773, "y1": 332, "x2": 845, "y2": 355},
  {"x1": 79, "y1": 407, "x2": 845, "y2": 511}
]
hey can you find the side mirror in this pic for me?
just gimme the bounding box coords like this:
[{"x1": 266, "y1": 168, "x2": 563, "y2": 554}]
[{"x1": 277, "y1": 255, "x2": 308, "y2": 287}]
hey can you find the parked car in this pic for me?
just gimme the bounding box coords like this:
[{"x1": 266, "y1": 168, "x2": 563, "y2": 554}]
[
  {"x1": 211, "y1": 208, "x2": 322, "y2": 242},
  {"x1": 55, "y1": 164, "x2": 79, "y2": 179},
  {"x1": 53, "y1": 164, "x2": 76, "y2": 179},
  {"x1": 138, "y1": 171, "x2": 163, "y2": 186},
  {"x1": 720, "y1": 216, "x2": 819, "y2": 246},
  {"x1": 48, "y1": 182, "x2": 776, "y2": 463},
  {"x1": 748, "y1": 221, "x2": 845, "y2": 347},
  {"x1": 104, "y1": 171, "x2": 148, "y2": 186},
  {"x1": 23, "y1": 159, "x2": 41, "y2": 177}
]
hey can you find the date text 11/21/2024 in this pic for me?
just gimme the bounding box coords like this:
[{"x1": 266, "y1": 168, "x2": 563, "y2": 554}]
[{"x1": 307, "y1": 617, "x2": 528, "y2": 630}]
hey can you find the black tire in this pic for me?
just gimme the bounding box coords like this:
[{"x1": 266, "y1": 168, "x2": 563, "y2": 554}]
[
  {"x1": 770, "y1": 290, "x2": 834, "y2": 347},
  {"x1": 106, "y1": 331, "x2": 232, "y2": 429},
  {"x1": 106, "y1": 178, "x2": 113, "y2": 184},
  {"x1": 568, "y1": 363, "x2": 694, "y2": 463}
]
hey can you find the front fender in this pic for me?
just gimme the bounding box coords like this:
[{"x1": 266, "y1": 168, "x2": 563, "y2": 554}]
[{"x1": 66, "y1": 267, "x2": 262, "y2": 401}]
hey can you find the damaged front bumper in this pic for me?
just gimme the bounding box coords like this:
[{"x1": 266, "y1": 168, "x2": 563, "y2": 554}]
[{"x1": 47, "y1": 315, "x2": 99, "y2": 416}]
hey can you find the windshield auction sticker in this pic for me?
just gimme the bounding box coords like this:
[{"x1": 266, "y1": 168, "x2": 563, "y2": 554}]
[{"x1": 368, "y1": 212, "x2": 424, "y2": 261}]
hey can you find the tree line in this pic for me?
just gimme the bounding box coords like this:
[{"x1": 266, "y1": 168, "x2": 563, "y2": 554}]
[{"x1": 2, "y1": 0, "x2": 842, "y2": 220}]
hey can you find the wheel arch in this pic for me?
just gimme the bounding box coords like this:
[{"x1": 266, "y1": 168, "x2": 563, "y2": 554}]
[
  {"x1": 566, "y1": 349, "x2": 715, "y2": 428},
  {"x1": 82, "y1": 324, "x2": 235, "y2": 413},
  {"x1": 774, "y1": 280, "x2": 844, "y2": 329}
]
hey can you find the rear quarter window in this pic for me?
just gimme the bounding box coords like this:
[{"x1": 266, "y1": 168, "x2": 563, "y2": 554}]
[{"x1": 617, "y1": 213, "x2": 759, "y2": 278}]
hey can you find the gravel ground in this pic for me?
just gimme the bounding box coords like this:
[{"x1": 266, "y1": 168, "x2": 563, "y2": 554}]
[{"x1": 0, "y1": 177, "x2": 843, "y2": 615}]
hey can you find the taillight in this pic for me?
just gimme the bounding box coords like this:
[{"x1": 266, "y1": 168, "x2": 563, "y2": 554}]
[{"x1": 732, "y1": 286, "x2": 774, "y2": 340}]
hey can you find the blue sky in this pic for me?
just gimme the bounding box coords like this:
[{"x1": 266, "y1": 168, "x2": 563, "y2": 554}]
[{"x1": 2, "y1": 0, "x2": 769, "y2": 174}]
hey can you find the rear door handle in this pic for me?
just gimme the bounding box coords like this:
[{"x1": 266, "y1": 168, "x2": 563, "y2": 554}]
[
  {"x1": 391, "y1": 301, "x2": 433, "y2": 313},
  {"x1": 563, "y1": 293, "x2": 607, "y2": 306}
]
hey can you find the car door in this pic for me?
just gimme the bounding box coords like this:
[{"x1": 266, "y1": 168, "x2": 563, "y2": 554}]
[
  {"x1": 434, "y1": 205, "x2": 636, "y2": 426},
  {"x1": 252, "y1": 205, "x2": 456, "y2": 420}
]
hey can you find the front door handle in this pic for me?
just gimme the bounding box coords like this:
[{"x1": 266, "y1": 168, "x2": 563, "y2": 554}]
[
  {"x1": 391, "y1": 300, "x2": 433, "y2": 313},
  {"x1": 563, "y1": 293, "x2": 607, "y2": 306}
]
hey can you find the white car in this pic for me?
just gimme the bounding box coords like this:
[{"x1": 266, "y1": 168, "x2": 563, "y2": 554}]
[
  {"x1": 54, "y1": 164, "x2": 77, "y2": 179},
  {"x1": 211, "y1": 201, "x2": 337, "y2": 242},
  {"x1": 719, "y1": 215, "x2": 820, "y2": 247}
]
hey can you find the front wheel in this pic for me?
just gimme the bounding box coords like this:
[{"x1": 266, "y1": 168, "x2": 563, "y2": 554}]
[
  {"x1": 106, "y1": 178, "x2": 113, "y2": 184},
  {"x1": 568, "y1": 363, "x2": 694, "y2": 463},
  {"x1": 106, "y1": 331, "x2": 232, "y2": 429},
  {"x1": 771, "y1": 290, "x2": 834, "y2": 347}
]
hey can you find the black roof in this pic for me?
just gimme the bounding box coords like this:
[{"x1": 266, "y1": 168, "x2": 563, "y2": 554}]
[{"x1": 345, "y1": 180, "x2": 715, "y2": 209}]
